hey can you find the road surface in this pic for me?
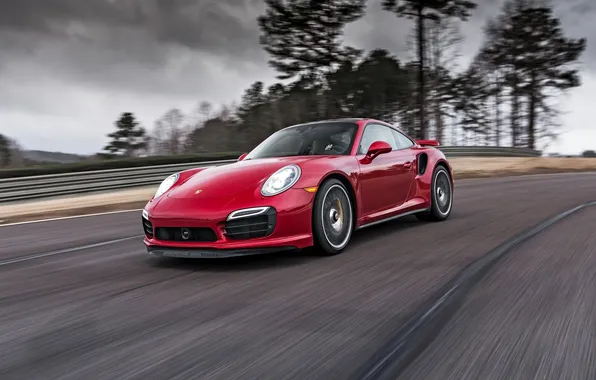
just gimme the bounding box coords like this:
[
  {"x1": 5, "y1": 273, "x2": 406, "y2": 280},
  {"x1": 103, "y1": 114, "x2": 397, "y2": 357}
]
[{"x1": 0, "y1": 173, "x2": 595, "y2": 380}]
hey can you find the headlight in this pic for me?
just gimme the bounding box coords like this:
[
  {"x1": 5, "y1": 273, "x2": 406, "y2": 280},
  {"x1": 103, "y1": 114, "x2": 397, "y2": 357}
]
[
  {"x1": 261, "y1": 165, "x2": 301, "y2": 197},
  {"x1": 154, "y1": 173, "x2": 179, "y2": 199}
]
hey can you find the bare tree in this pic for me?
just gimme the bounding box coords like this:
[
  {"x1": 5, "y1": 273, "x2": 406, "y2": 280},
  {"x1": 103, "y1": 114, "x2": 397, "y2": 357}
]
[
  {"x1": 198, "y1": 101, "x2": 213, "y2": 123},
  {"x1": 425, "y1": 18, "x2": 463, "y2": 142},
  {"x1": 382, "y1": 0, "x2": 477, "y2": 139},
  {"x1": 7, "y1": 137, "x2": 25, "y2": 166},
  {"x1": 152, "y1": 108, "x2": 185, "y2": 155},
  {"x1": 0, "y1": 134, "x2": 12, "y2": 167}
]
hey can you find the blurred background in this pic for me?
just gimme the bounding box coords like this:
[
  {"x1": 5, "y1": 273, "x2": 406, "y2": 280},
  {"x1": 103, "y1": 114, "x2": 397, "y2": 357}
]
[
  {"x1": 0, "y1": 0, "x2": 594, "y2": 174},
  {"x1": 2, "y1": 2, "x2": 596, "y2": 380}
]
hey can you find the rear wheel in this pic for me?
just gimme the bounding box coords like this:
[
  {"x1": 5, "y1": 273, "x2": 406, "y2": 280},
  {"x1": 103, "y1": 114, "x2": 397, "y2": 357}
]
[
  {"x1": 312, "y1": 179, "x2": 354, "y2": 255},
  {"x1": 416, "y1": 165, "x2": 453, "y2": 222}
]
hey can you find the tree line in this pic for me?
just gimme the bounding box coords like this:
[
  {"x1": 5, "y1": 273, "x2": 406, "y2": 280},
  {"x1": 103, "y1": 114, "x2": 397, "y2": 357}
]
[
  {"x1": 0, "y1": 134, "x2": 25, "y2": 168},
  {"x1": 102, "y1": 0, "x2": 586, "y2": 158}
]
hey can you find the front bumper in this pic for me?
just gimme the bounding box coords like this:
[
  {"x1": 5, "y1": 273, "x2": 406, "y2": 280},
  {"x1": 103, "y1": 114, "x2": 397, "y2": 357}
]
[
  {"x1": 142, "y1": 187, "x2": 316, "y2": 254},
  {"x1": 146, "y1": 245, "x2": 298, "y2": 259}
]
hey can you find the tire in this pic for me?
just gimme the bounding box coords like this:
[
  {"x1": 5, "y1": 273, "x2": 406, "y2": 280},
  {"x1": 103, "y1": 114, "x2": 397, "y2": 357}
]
[
  {"x1": 416, "y1": 165, "x2": 453, "y2": 222},
  {"x1": 312, "y1": 178, "x2": 354, "y2": 255}
]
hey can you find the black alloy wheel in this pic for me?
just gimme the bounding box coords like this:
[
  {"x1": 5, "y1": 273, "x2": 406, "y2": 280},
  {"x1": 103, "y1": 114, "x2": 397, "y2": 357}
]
[
  {"x1": 416, "y1": 165, "x2": 453, "y2": 222},
  {"x1": 312, "y1": 178, "x2": 354, "y2": 255}
]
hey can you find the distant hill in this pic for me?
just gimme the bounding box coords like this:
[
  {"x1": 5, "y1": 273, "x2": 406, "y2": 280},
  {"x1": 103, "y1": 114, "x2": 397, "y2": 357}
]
[{"x1": 21, "y1": 150, "x2": 89, "y2": 164}]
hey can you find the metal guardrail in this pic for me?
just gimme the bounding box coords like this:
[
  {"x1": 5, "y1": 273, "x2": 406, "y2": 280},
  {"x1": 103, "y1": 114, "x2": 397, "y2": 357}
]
[
  {"x1": 0, "y1": 147, "x2": 541, "y2": 203},
  {"x1": 0, "y1": 159, "x2": 237, "y2": 203},
  {"x1": 440, "y1": 146, "x2": 541, "y2": 157}
]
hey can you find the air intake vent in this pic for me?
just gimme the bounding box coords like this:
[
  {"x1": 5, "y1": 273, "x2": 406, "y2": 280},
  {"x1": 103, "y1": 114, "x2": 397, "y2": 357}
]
[
  {"x1": 417, "y1": 153, "x2": 428, "y2": 176},
  {"x1": 224, "y1": 208, "x2": 276, "y2": 240},
  {"x1": 155, "y1": 227, "x2": 217, "y2": 242},
  {"x1": 142, "y1": 217, "x2": 153, "y2": 238}
]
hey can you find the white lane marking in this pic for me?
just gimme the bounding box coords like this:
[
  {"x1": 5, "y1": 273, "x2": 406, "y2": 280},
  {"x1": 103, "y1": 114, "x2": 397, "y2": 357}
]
[
  {"x1": 0, "y1": 235, "x2": 144, "y2": 267},
  {"x1": 0, "y1": 208, "x2": 144, "y2": 227}
]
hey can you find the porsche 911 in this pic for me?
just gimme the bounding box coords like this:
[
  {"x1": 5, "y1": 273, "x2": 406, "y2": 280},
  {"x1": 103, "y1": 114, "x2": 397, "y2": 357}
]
[{"x1": 142, "y1": 118, "x2": 453, "y2": 258}]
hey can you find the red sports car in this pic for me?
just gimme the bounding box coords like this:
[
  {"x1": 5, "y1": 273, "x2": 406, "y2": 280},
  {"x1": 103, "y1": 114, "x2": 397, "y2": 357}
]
[{"x1": 142, "y1": 118, "x2": 453, "y2": 258}]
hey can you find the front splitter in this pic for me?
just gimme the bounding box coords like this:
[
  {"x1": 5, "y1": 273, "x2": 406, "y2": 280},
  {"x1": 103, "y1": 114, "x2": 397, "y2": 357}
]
[{"x1": 146, "y1": 245, "x2": 298, "y2": 259}]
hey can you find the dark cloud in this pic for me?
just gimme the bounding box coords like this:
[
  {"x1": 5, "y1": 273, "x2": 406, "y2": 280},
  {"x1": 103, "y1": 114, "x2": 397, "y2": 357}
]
[
  {"x1": 0, "y1": 0, "x2": 127, "y2": 33},
  {"x1": 0, "y1": 0, "x2": 275, "y2": 102},
  {"x1": 1, "y1": 0, "x2": 592, "y2": 72},
  {"x1": 0, "y1": 0, "x2": 594, "y2": 154},
  {"x1": 0, "y1": 0, "x2": 267, "y2": 62}
]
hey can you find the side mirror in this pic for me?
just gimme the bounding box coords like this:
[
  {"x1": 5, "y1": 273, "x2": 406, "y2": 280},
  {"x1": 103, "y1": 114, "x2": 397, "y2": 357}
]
[
  {"x1": 238, "y1": 153, "x2": 248, "y2": 161},
  {"x1": 362, "y1": 140, "x2": 392, "y2": 163},
  {"x1": 416, "y1": 139, "x2": 440, "y2": 147}
]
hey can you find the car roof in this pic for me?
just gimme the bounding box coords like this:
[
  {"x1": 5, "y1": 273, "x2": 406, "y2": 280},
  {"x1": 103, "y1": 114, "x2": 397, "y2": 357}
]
[
  {"x1": 282, "y1": 118, "x2": 414, "y2": 137},
  {"x1": 284, "y1": 118, "x2": 407, "y2": 131},
  {"x1": 287, "y1": 118, "x2": 364, "y2": 128},
  {"x1": 284, "y1": 117, "x2": 405, "y2": 131}
]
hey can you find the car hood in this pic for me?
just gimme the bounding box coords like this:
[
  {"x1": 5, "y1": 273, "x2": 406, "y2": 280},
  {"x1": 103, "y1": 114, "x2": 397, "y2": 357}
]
[{"x1": 166, "y1": 156, "x2": 319, "y2": 200}]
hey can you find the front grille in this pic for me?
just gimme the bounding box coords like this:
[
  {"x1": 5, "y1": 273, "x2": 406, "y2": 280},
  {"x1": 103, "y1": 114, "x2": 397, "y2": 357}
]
[
  {"x1": 142, "y1": 217, "x2": 153, "y2": 238},
  {"x1": 224, "y1": 208, "x2": 276, "y2": 240},
  {"x1": 155, "y1": 227, "x2": 217, "y2": 242}
]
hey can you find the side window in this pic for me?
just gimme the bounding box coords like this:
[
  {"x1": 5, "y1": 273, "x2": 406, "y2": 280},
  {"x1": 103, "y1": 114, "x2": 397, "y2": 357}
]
[
  {"x1": 310, "y1": 129, "x2": 355, "y2": 155},
  {"x1": 391, "y1": 129, "x2": 414, "y2": 149},
  {"x1": 358, "y1": 124, "x2": 398, "y2": 154}
]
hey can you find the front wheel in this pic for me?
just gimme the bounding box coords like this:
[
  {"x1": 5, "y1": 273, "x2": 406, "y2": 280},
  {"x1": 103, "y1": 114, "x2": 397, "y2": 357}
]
[
  {"x1": 416, "y1": 165, "x2": 453, "y2": 222},
  {"x1": 312, "y1": 179, "x2": 354, "y2": 255}
]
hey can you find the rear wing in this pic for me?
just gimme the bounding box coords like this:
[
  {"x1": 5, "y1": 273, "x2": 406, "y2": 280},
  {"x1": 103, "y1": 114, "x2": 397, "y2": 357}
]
[{"x1": 416, "y1": 139, "x2": 440, "y2": 147}]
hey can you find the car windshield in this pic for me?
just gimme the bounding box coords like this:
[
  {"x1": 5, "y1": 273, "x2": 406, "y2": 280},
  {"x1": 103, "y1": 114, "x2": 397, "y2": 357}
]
[{"x1": 244, "y1": 122, "x2": 358, "y2": 160}]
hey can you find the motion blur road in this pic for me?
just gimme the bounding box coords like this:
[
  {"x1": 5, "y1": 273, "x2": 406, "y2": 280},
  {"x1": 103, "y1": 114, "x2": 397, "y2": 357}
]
[{"x1": 0, "y1": 173, "x2": 595, "y2": 380}]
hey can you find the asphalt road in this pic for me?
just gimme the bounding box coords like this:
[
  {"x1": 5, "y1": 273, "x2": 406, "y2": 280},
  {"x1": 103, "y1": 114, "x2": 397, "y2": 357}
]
[
  {"x1": 398, "y1": 202, "x2": 596, "y2": 380},
  {"x1": 0, "y1": 172, "x2": 595, "y2": 380}
]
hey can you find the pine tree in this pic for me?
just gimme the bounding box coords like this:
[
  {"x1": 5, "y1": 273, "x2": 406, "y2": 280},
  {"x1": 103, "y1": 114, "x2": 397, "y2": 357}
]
[
  {"x1": 515, "y1": 6, "x2": 585, "y2": 149},
  {"x1": 257, "y1": 0, "x2": 366, "y2": 83},
  {"x1": 382, "y1": 0, "x2": 477, "y2": 139},
  {"x1": 344, "y1": 49, "x2": 409, "y2": 121},
  {"x1": 237, "y1": 81, "x2": 267, "y2": 118},
  {"x1": 479, "y1": 0, "x2": 585, "y2": 149},
  {"x1": 102, "y1": 112, "x2": 146, "y2": 157}
]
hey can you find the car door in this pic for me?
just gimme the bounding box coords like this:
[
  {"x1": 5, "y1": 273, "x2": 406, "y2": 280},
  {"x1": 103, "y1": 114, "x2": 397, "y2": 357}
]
[
  {"x1": 357, "y1": 123, "x2": 410, "y2": 216},
  {"x1": 390, "y1": 127, "x2": 417, "y2": 203}
]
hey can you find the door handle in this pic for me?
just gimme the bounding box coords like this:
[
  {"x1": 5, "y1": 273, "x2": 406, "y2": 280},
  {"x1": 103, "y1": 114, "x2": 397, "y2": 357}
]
[{"x1": 404, "y1": 161, "x2": 412, "y2": 169}]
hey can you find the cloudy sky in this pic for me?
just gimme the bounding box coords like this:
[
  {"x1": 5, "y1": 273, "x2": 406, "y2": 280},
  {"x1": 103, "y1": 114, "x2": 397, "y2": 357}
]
[{"x1": 0, "y1": 0, "x2": 594, "y2": 155}]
